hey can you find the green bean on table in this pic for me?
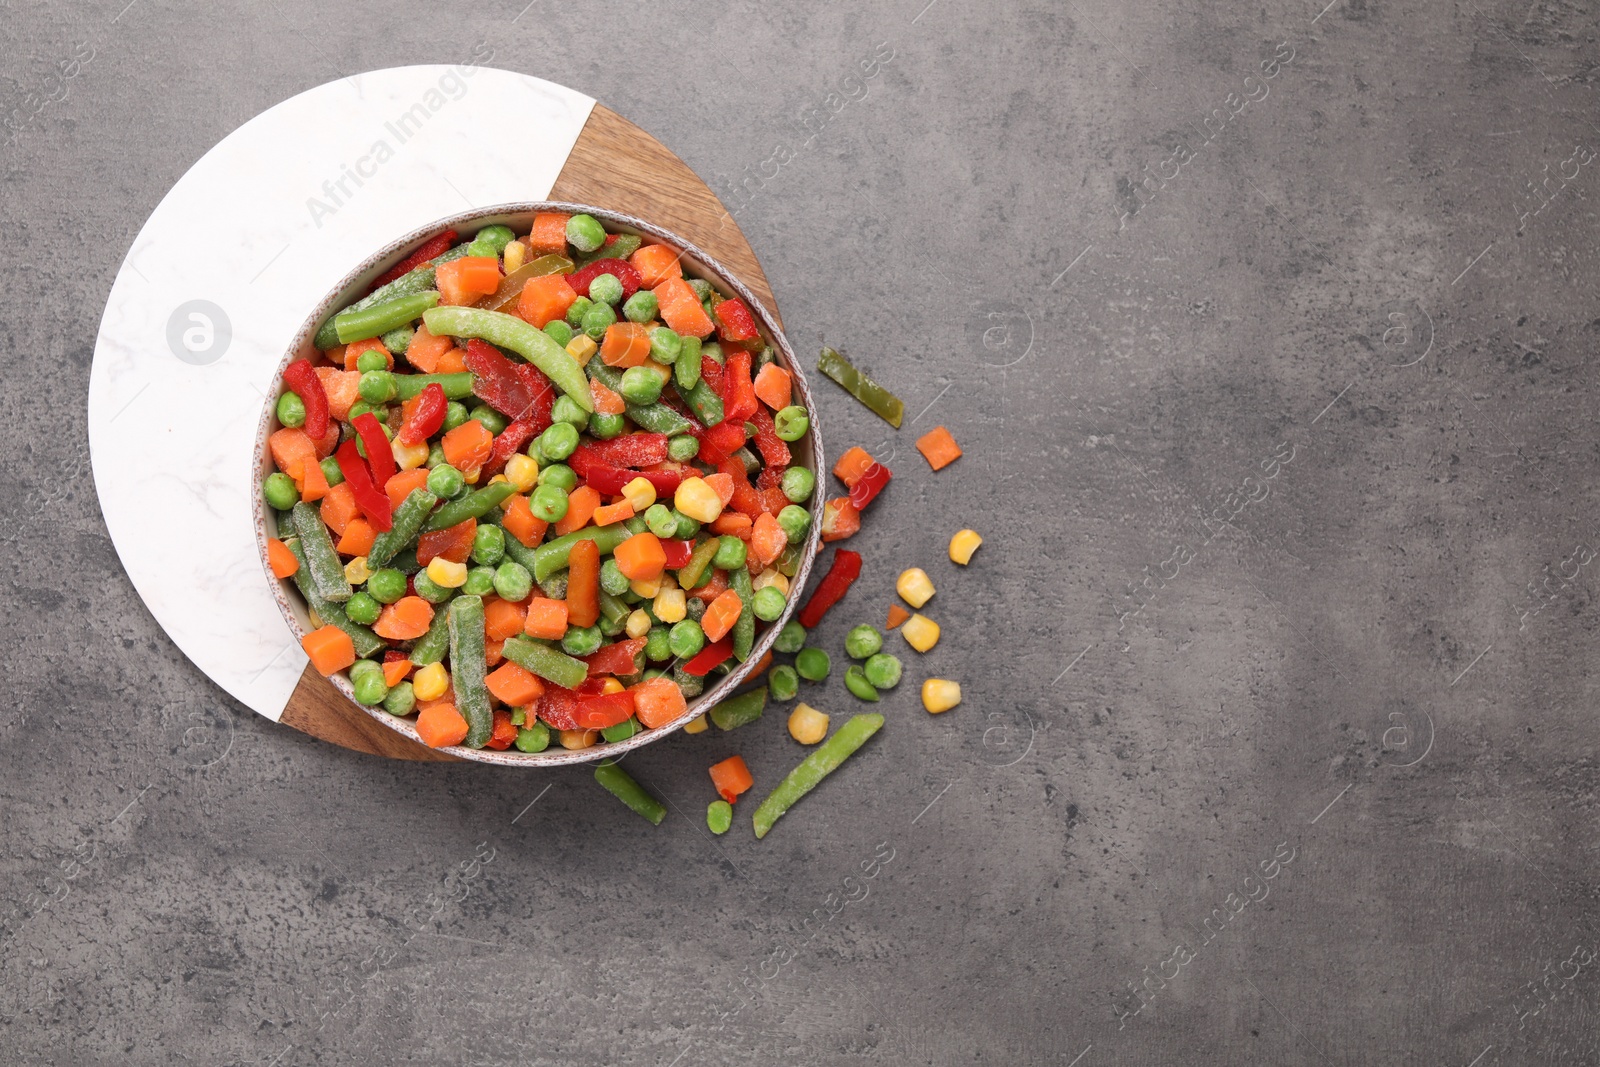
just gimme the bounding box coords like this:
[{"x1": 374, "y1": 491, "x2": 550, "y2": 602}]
[
  {"x1": 594, "y1": 760, "x2": 666, "y2": 825},
  {"x1": 752, "y1": 713, "x2": 885, "y2": 839}
]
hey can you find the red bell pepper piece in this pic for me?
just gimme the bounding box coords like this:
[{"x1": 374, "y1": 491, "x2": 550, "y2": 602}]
[
  {"x1": 567, "y1": 258, "x2": 643, "y2": 300},
  {"x1": 481, "y1": 418, "x2": 539, "y2": 478},
  {"x1": 581, "y1": 636, "x2": 647, "y2": 678},
  {"x1": 536, "y1": 686, "x2": 580, "y2": 730},
  {"x1": 717, "y1": 455, "x2": 764, "y2": 519},
  {"x1": 282, "y1": 359, "x2": 330, "y2": 440},
  {"x1": 661, "y1": 539, "x2": 693, "y2": 568},
  {"x1": 396, "y1": 381, "x2": 446, "y2": 446},
  {"x1": 699, "y1": 354, "x2": 724, "y2": 393},
  {"x1": 847, "y1": 460, "x2": 892, "y2": 510},
  {"x1": 463, "y1": 338, "x2": 555, "y2": 425},
  {"x1": 350, "y1": 412, "x2": 395, "y2": 486},
  {"x1": 577, "y1": 463, "x2": 686, "y2": 497},
  {"x1": 699, "y1": 419, "x2": 747, "y2": 466},
  {"x1": 713, "y1": 298, "x2": 760, "y2": 344},
  {"x1": 721, "y1": 348, "x2": 758, "y2": 424},
  {"x1": 571, "y1": 690, "x2": 637, "y2": 730},
  {"x1": 573, "y1": 433, "x2": 670, "y2": 469},
  {"x1": 368, "y1": 229, "x2": 457, "y2": 292},
  {"x1": 333, "y1": 440, "x2": 393, "y2": 531},
  {"x1": 681, "y1": 637, "x2": 734, "y2": 677},
  {"x1": 747, "y1": 407, "x2": 790, "y2": 468},
  {"x1": 798, "y1": 549, "x2": 862, "y2": 628}
]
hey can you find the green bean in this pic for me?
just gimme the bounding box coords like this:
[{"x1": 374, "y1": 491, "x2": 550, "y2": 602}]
[
  {"x1": 292, "y1": 502, "x2": 351, "y2": 602},
  {"x1": 674, "y1": 335, "x2": 703, "y2": 389},
  {"x1": 368, "y1": 488, "x2": 438, "y2": 567},
  {"x1": 529, "y1": 525, "x2": 632, "y2": 581},
  {"x1": 394, "y1": 372, "x2": 476, "y2": 401},
  {"x1": 730, "y1": 566, "x2": 756, "y2": 662},
  {"x1": 673, "y1": 378, "x2": 724, "y2": 427},
  {"x1": 500, "y1": 635, "x2": 589, "y2": 690},
  {"x1": 380, "y1": 324, "x2": 413, "y2": 355},
  {"x1": 445, "y1": 596, "x2": 492, "y2": 748},
  {"x1": 752, "y1": 713, "x2": 885, "y2": 839},
  {"x1": 817, "y1": 346, "x2": 904, "y2": 428},
  {"x1": 710, "y1": 688, "x2": 767, "y2": 731},
  {"x1": 594, "y1": 760, "x2": 666, "y2": 825},
  {"x1": 424, "y1": 305, "x2": 594, "y2": 412},
  {"x1": 334, "y1": 291, "x2": 440, "y2": 345},
  {"x1": 598, "y1": 589, "x2": 630, "y2": 626},
  {"x1": 409, "y1": 601, "x2": 452, "y2": 666},
  {"x1": 283, "y1": 538, "x2": 383, "y2": 657},
  {"x1": 422, "y1": 481, "x2": 516, "y2": 532}
]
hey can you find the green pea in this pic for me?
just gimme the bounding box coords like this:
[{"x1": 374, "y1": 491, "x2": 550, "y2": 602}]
[
  {"x1": 643, "y1": 503, "x2": 678, "y2": 539},
  {"x1": 600, "y1": 558, "x2": 630, "y2": 595},
  {"x1": 672, "y1": 511, "x2": 701, "y2": 540},
  {"x1": 687, "y1": 278, "x2": 714, "y2": 303},
  {"x1": 601, "y1": 716, "x2": 641, "y2": 743},
  {"x1": 713, "y1": 535, "x2": 747, "y2": 571},
  {"x1": 863, "y1": 652, "x2": 903, "y2": 689},
  {"x1": 358, "y1": 370, "x2": 398, "y2": 404},
  {"x1": 462, "y1": 565, "x2": 497, "y2": 597},
  {"x1": 562, "y1": 623, "x2": 603, "y2": 656},
  {"x1": 777, "y1": 505, "x2": 811, "y2": 544},
  {"x1": 648, "y1": 326, "x2": 681, "y2": 365},
  {"x1": 366, "y1": 568, "x2": 406, "y2": 604},
  {"x1": 424, "y1": 464, "x2": 462, "y2": 500},
  {"x1": 774, "y1": 620, "x2": 806, "y2": 654},
  {"x1": 263, "y1": 472, "x2": 299, "y2": 510},
  {"x1": 582, "y1": 301, "x2": 617, "y2": 341},
  {"x1": 494, "y1": 561, "x2": 533, "y2": 601},
  {"x1": 276, "y1": 391, "x2": 306, "y2": 428},
  {"x1": 566, "y1": 213, "x2": 607, "y2": 253},
  {"x1": 668, "y1": 619, "x2": 705, "y2": 659},
  {"x1": 538, "y1": 422, "x2": 579, "y2": 461},
  {"x1": 442, "y1": 401, "x2": 470, "y2": 431},
  {"x1": 795, "y1": 647, "x2": 830, "y2": 681},
  {"x1": 350, "y1": 658, "x2": 383, "y2": 681},
  {"x1": 472, "y1": 224, "x2": 516, "y2": 256},
  {"x1": 383, "y1": 680, "x2": 415, "y2": 716},
  {"x1": 565, "y1": 295, "x2": 594, "y2": 327},
  {"x1": 531, "y1": 484, "x2": 570, "y2": 522},
  {"x1": 351, "y1": 669, "x2": 388, "y2": 706},
  {"x1": 515, "y1": 722, "x2": 551, "y2": 752},
  {"x1": 380, "y1": 325, "x2": 413, "y2": 356},
  {"x1": 353, "y1": 418, "x2": 394, "y2": 461},
  {"x1": 345, "y1": 591, "x2": 382, "y2": 626},
  {"x1": 645, "y1": 625, "x2": 672, "y2": 662},
  {"x1": 537, "y1": 463, "x2": 577, "y2": 492},
  {"x1": 588, "y1": 273, "x2": 624, "y2": 306},
  {"x1": 551, "y1": 394, "x2": 589, "y2": 430},
  {"x1": 470, "y1": 404, "x2": 508, "y2": 436},
  {"x1": 347, "y1": 400, "x2": 374, "y2": 422},
  {"x1": 774, "y1": 405, "x2": 810, "y2": 442},
  {"x1": 844, "y1": 665, "x2": 880, "y2": 702},
  {"x1": 320, "y1": 456, "x2": 345, "y2": 487},
  {"x1": 751, "y1": 586, "x2": 787, "y2": 622},
  {"x1": 355, "y1": 348, "x2": 389, "y2": 373},
  {"x1": 768, "y1": 663, "x2": 799, "y2": 702},
  {"x1": 667, "y1": 434, "x2": 700, "y2": 462},
  {"x1": 624, "y1": 290, "x2": 659, "y2": 324},
  {"x1": 471, "y1": 524, "x2": 506, "y2": 566},
  {"x1": 706, "y1": 799, "x2": 733, "y2": 834},
  {"x1": 425, "y1": 444, "x2": 446, "y2": 469},
  {"x1": 845, "y1": 624, "x2": 883, "y2": 659},
  {"x1": 619, "y1": 365, "x2": 664, "y2": 405},
  {"x1": 781, "y1": 467, "x2": 814, "y2": 503},
  {"x1": 589, "y1": 412, "x2": 626, "y2": 440},
  {"x1": 413, "y1": 571, "x2": 454, "y2": 604}
]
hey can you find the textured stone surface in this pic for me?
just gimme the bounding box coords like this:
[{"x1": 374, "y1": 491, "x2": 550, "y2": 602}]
[{"x1": 3, "y1": 0, "x2": 1598, "y2": 1063}]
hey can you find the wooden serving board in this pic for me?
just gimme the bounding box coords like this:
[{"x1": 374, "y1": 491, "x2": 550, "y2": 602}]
[{"x1": 278, "y1": 104, "x2": 781, "y2": 762}]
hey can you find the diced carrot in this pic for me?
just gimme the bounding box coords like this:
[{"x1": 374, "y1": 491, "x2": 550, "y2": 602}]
[
  {"x1": 314, "y1": 367, "x2": 361, "y2": 420},
  {"x1": 501, "y1": 493, "x2": 548, "y2": 548},
  {"x1": 747, "y1": 512, "x2": 787, "y2": 570},
  {"x1": 820, "y1": 497, "x2": 861, "y2": 541},
  {"x1": 629, "y1": 243, "x2": 684, "y2": 289},
  {"x1": 833, "y1": 446, "x2": 876, "y2": 488},
  {"x1": 593, "y1": 500, "x2": 635, "y2": 527},
  {"x1": 442, "y1": 419, "x2": 494, "y2": 476},
  {"x1": 384, "y1": 468, "x2": 431, "y2": 510},
  {"x1": 416, "y1": 518, "x2": 476, "y2": 565},
  {"x1": 405, "y1": 324, "x2": 453, "y2": 374},
  {"x1": 614, "y1": 532, "x2": 667, "y2": 581},
  {"x1": 590, "y1": 378, "x2": 626, "y2": 416},
  {"x1": 752, "y1": 363, "x2": 792, "y2": 411},
  {"x1": 554, "y1": 485, "x2": 602, "y2": 537},
  {"x1": 267, "y1": 538, "x2": 299, "y2": 578},
  {"x1": 336, "y1": 518, "x2": 376, "y2": 557},
  {"x1": 269, "y1": 427, "x2": 329, "y2": 502},
  {"x1": 372, "y1": 596, "x2": 435, "y2": 641},
  {"x1": 710, "y1": 512, "x2": 753, "y2": 537},
  {"x1": 436, "y1": 256, "x2": 501, "y2": 306},
  {"x1": 323, "y1": 344, "x2": 345, "y2": 366},
  {"x1": 485, "y1": 638, "x2": 504, "y2": 667},
  {"x1": 631, "y1": 675, "x2": 687, "y2": 729},
  {"x1": 486, "y1": 661, "x2": 545, "y2": 707},
  {"x1": 483, "y1": 598, "x2": 527, "y2": 641},
  {"x1": 318, "y1": 482, "x2": 358, "y2": 536},
  {"x1": 600, "y1": 322, "x2": 652, "y2": 368},
  {"x1": 529, "y1": 212, "x2": 571, "y2": 256},
  {"x1": 382, "y1": 658, "x2": 413, "y2": 687},
  {"x1": 524, "y1": 597, "x2": 569, "y2": 639},
  {"x1": 704, "y1": 472, "x2": 735, "y2": 507},
  {"x1": 750, "y1": 650, "x2": 773, "y2": 678},
  {"x1": 915, "y1": 425, "x2": 963, "y2": 471},
  {"x1": 301, "y1": 625, "x2": 355, "y2": 676},
  {"x1": 517, "y1": 273, "x2": 578, "y2": 328},
  {"x1": 416, "y1": 702, "x2": 469, "y2": 748},
  {"x1": 566, "y1": 539, "x2": 600, "y2": 629},
  {"x1": 708, "y1": 755, "x2": 754, "y2": 804},
  {"x1": 436, "y1": 344, "x2": 469, "y2": 374},
  {"x1": 343, "y1": 337, "x2": 392, "y2": 371},
  {"x1": 652, "y1": 276, "x2": 715, "y2": 339},
  {"x1": 688, "y1": 568, "x2": 727, "y2": 603},
  {"x1": 701, "y1": 589, "x2": 743, "y2": 643},
  {"x1": 886, "y1": 603, "x2": 911, "y2": 629}
]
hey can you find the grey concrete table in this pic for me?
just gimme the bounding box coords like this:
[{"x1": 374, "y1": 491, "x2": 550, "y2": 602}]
[{"x1": 3, "y1": 0, "x2": 1595, "y2": 1063}]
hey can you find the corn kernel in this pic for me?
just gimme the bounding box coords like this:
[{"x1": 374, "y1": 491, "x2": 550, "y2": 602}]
[
  {"x1": 566, "y1": 335, "x2": 598, "y2": 366},
  {"x1": 788, "y1": 702, "x2": 830, "y2": 745},
  {"x1": 426, "y1": 557, "x2": 469, "y2": 589},
  {"x1": 343, "y1": 556, "x2": 372, "y2": 584},
  {"x1": 307, "y1": 608, "x2": 324, "y2": 628},
  {"x1": 683, "y1": 713, "x2": 709, "y2": 735},
  {"x1": 505, "y1": 454, "x2": 539, "y2": 492},
  {"x1": 896, "y1": 567, "x2": 936, "y2": 608},
  {"x1": 654, "y1": 587, "x2": 687, "y2": 624},
  {"x1": 559, "y1": 727, "x2": 599, "y2": 750},
  {"x1": 625, "y1": 608, "x2": 652, "y2": 639},
  {"x1": 621, "y1": 476, "x2": 657, "y2": 512},
  {"x1": 413, "y1": 662, "x2": 450, "y2": 702},
  {"x1": 753, "y1": 568, "x2": 790, "y2": 595},
  {"x1": 658, "y1": 572, "x2": 677, "y2": 591},
  {"x1": 488, "y1": 474, "x2": 509, "y2": 486},
  {"x1": 921, "y1": 678, "x2": 962, "y2": 713},
  {"x1": 392, "y1": 438, "x2": 429, "y2": 471},
  {"x1": 465, "y1": 468, "x2": 481, "y2": 485},
  {"x1": 948, "y1": 529, "x2": 983, "y2": 565},
  {"x1": 674, "y1": 476, "x2": 724, "y2": 523},
  {"x1": 601, "y1": 677, "x2": 625, "y2": 695},
  {"x1": 630, "y1": 575, "x2": 662, "y2": 598},
  {"x1": 901, "y1": 613, "x2": 941, "y2": 652},
  {"x1": 640, "y1": 361, "x2": 674, "y2": 386},
  {"x1": 502, "y1": 238, "x2": 526, "y2": 273}
]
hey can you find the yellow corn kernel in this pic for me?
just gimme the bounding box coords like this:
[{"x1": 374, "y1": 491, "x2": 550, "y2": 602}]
[
  {"x1": 502, "y1": 238, "x2": 526, "y2": 273},
  {"x1": 654, "y1": 587, "x2": 687, "y2": 624},
  {"x1": 621, "y1": 476, "x2": 657, "y2": 512},
  {"x1": 392, "y1": 438, "x2": 429, "y2": 471},
  {"x1": 753, "y1": 568, "x2": 790, "y2": 595},
  {"x1": 788, "y1": 702, "x2": 830, "y2": 745},
  {"x1": 625, "y1": 608, "x2": 652, "y2": 639},
  {"x1": 921, "y1": 678, "x2": 962, "y2": 713},
  {"x1": 948, "y1": 529, "x2": 983, "y2": 565},
  {"x1": 901, "y1": 613, "x2": 941, "y2": 652},
  {"x1": 674, "y1": 476, "x2": 724, "y2": 523},
  {"x1": 504, "y1": 453, "x2": 539, "y2": 493},
  {"x1": 559, "y1": 727, "x2": 599, "y2": 750},
  {"x1": 464, "y1": 467, "x2": 481, "y2": 485},
  {"x1": 630, "y1": 575, "x2": 662, "y2": 598},
  {"x1": 683, "y1": 713, "x2": 709, "y2": 735},
  {"x1": 566, "y1": 335, "x2": 598, "y2": 366},
  {"x1": 488, "y1": 473, "x2": 509, "y2": 486},
  {"x1": 640, "y1": 361, "x2": 674, "y2": 386},
  {"x1": 658, "y1": 572, "x2": 677, "y2": 591},
  {"x1": 601, "y1": 677, "x2": 626, "y2": 695},
  {"x1": 307, "y1": 608, "x2": 324, "y2": 628},
  {"x1": 343, "y1": 556, "x2": 372, "y2": 584},
  {"x1": 896, "y1": 567, "x2": 936, "y2": 608},
  {"x1": 413, "y1": 662, "x2": 450, "y2": 702},
  {"x1": 426, "y1": 557, "x2": 469, "y2": 589}
]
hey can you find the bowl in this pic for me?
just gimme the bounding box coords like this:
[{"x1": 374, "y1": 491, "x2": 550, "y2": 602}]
[{"x1": 253, "y1": 202, "x2": 824, "y2": 765}]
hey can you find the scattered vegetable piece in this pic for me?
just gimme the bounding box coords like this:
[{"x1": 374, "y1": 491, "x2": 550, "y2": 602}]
[
  {"x1": 896, "y1": 567, "x2": 936, "y2": 608},
  {"x1": 921, "y1": 679, "x2": 963, "y2": 714},
  {"x1": 901, "y1": 614, "x2": 941, "y2": 653},
  {"x1": 788, "y1": 703, "x2": 830, "y2": 745},
  {"x1": 886, "y1": 603, "x2": 911, "y2": 629},
  {"x1": 752, "y1": 713, "x2": 885, "y2": 839},
  {"x1": 819, "y1": 497, "x2": 861, "y2": 542},
  {"x1": 706, "y1": 799, "x2": 733, "y2": 834},
  {"x1": 915, "y1": 425, "x2": 963, "y2": 471},
  {"x1": 594, "y1": 760, "x2": 667, "y2": 825},
  {"x1": 817, "y1": 347, "x2": 903, "y2": 428},
  {"x1": 948, "y1": 529, "x2": 983, "y2": 565},
  {"x1": 709, "y1": 755, "x2": 755, "y2": 804}
]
